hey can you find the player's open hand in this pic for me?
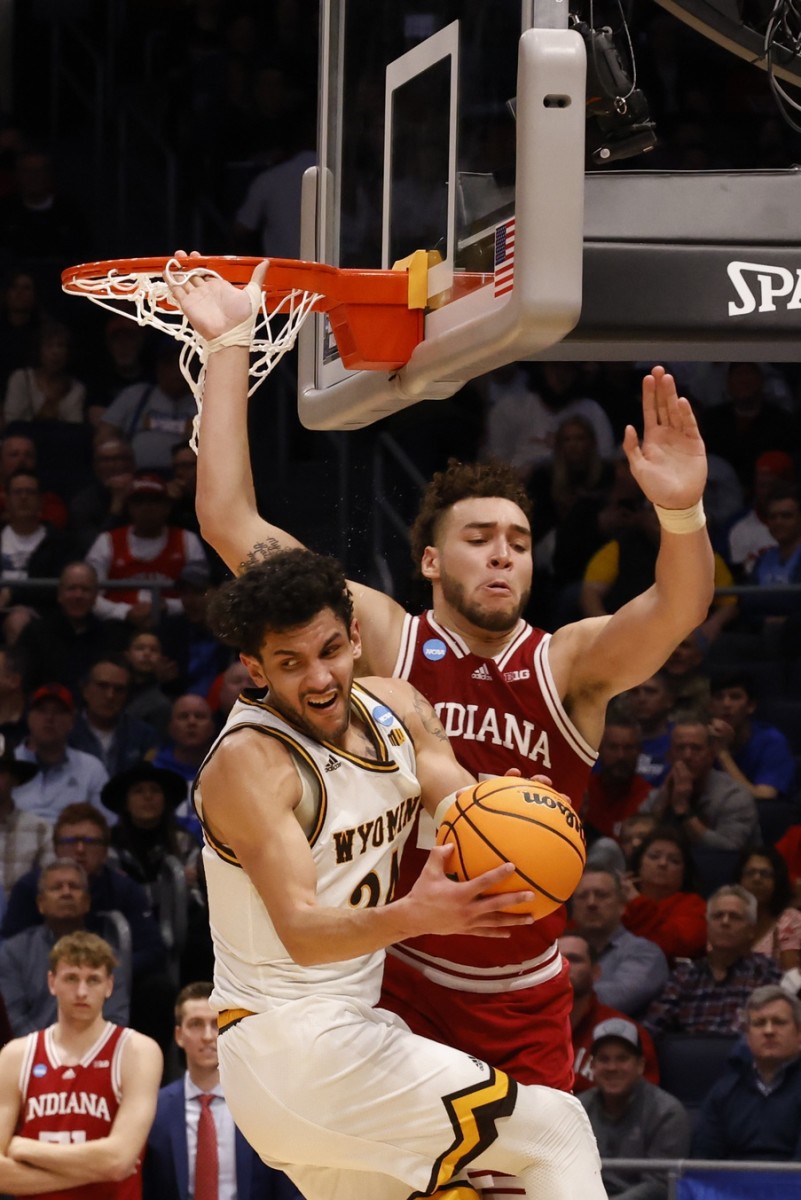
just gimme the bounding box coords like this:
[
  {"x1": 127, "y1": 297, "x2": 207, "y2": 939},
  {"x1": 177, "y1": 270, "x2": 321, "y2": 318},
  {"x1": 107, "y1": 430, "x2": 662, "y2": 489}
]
[
  {"x1": 406, "y1": 844, "x2": 534, "y2": 939},
  {"x1": 623, "y1": 366, "x2": 707, "y2": 509},
  {"x1": 166, "y1": 251, "x2": 268, "y2": 341}
]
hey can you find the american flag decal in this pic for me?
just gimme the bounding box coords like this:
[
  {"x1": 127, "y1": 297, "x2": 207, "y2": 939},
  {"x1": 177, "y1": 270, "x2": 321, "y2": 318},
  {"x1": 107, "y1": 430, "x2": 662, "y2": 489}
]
[{"x1": 494, "y1": 217, "x2": 515, "y2": 297}]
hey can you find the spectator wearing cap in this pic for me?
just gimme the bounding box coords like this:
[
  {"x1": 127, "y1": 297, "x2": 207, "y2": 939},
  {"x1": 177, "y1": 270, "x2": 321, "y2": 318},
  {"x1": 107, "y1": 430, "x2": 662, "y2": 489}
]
[
  {"x1": 0, "y1": 857, "x2": 129, "y2": 1035},
  {"x1": 643, "y1": 884, "x2": 782, "y2": 1039},
  {"x1": 692, "y1": 985, "x2": 801, "y2": 1162},
  {"x1": 84, "y1": 471, "x2": 208, "y2": 628},
  {"x1": 580, "y1": 1017, "x2": 691, "y2": 1200},
  {"x1": 558, "y1": 934, "x2": 659, "y2": 1095},
  {"x1": 726, "y1": 450, "x2": 797, "y2": 579},
  {"x1": 102, "y1": 761, "x2": 199, "y2": 889},
  {"x1": 69, "y1": 654, "x2": 158, "y2": 776},
  {"x1": 0, "y1": 733, "x2": 48, "y2": 893},
  {"x1": 15, "y1": 561, "x2": 128, "y2": 699},
  {"x1": 158, "y1": 562, "x2": 232, "y2": 699},
  {"x1": 11, "y1": 682, "x2": 111, "y2": 823},
  {"x1": 0, "y1": 801, "x2": 172, "y2": 1051},
  {"x1": 96, "y1": 341, "x2": 197, "y2": 472}
]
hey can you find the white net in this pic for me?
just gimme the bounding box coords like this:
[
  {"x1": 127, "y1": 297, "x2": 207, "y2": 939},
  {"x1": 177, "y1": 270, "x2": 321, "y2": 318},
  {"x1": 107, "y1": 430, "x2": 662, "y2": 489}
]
[{"x1": 66, "y1": 260, "x2": 322, "y2": 452}]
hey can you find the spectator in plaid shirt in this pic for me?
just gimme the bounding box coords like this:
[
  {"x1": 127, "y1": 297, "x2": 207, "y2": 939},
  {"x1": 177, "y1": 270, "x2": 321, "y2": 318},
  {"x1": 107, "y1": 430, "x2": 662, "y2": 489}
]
[
  {"x1": 0, "y1": 734, "x2": 49, "y2": 893},
  {"x1": 643, "y1": 884, "x2": 781, "y2": 1037}
]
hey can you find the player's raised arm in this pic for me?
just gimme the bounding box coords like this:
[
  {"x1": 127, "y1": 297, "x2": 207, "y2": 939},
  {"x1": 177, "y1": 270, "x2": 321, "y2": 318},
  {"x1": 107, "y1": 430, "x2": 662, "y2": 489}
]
[
  {"x1": 7, "y1": 1031, "x2": 162, "y2": 1185},
  {"x1": 555, "y1": 367, "x2": 715, "y2": 731},
  {"x1": 167, "y1": 253, "x2": 406, "y2": 676}
]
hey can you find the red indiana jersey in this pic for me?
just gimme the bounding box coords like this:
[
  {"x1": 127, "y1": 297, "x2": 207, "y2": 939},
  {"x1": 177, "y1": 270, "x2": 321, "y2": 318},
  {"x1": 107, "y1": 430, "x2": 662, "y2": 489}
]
[
  {"x1": 106, "y1": 525, "x2": 187, "y2": 605},
  {"x1": 17, "y1": 1022, "x2": 140, "y2": 1200},
  {"x1": 381, "y1": 613, "x2": 597, "y2": 1089},
  {"x1": 389, "y1": 611, "x2": 597, "y2": 976}
]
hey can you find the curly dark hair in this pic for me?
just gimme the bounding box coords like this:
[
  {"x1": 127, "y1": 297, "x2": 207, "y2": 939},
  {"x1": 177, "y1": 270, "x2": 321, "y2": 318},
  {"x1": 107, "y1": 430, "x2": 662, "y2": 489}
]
[
  {"x1": 206, "y1": 549, "x2": 354, "y2": 657},
  {"x1": 737, "y1": 845, "x2": 794, "y2": 917},
  {"x1": 409, "y1": 458, "x2": 532, "y2": 571}
]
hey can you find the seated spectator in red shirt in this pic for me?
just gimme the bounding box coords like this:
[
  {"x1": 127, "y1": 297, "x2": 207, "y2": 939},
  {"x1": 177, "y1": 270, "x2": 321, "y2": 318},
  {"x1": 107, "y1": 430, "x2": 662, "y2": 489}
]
[
  {"x1": 643, "y1": 884, "x2": 782, "y2": 1038},
  {"x1": 85, "y1": 473, "x2": 208, "y2": 628},
  {"x1": 0, "y1": 432, "x2": 66, "y2": 528},
  {"x1": 622, "y1": 827, "x2": 708, "y2": 962},
  {"x1": 559, "y1": 934, "x2": 659, "y2": 1094},
  {"x1": 776, "y1": 826, "x2": 801, "y2": 905},
  {"x1": 583, "y1": 714, "x2": 651, "y2": 842}
]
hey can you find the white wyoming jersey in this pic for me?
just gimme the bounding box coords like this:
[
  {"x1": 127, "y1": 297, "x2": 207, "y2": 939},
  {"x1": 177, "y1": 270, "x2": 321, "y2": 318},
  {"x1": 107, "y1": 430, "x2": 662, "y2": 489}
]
[{"x1": 193, "y1": 683, "x2": 421, "y2": 1013}]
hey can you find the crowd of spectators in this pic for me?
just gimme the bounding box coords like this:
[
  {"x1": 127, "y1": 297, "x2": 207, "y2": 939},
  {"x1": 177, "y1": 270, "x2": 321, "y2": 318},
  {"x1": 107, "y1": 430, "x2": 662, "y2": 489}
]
[{"x1": 0, "y1": 3, "x2": 800, "y2": 1195}]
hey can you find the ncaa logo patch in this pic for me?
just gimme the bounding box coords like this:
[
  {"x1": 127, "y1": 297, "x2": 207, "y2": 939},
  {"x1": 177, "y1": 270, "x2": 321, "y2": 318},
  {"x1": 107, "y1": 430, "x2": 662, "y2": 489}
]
[
  {"x1": 373, "y1": 706, "x2": 394, "y2": 726},
  {"x1": 32, "y1": 1063, "x2": 47, "y2": 1078},
  {"x1": 423, "y1": 639, "x2": 447, "y2": 662}
]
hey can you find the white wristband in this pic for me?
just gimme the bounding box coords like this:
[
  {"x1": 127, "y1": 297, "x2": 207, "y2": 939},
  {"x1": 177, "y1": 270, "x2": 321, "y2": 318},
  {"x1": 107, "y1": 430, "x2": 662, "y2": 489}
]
[
  {"x1": 203, "y1": 279, "x2": 263, "y2": 357},
  {"x1": 654, "y1": 501, "x2": 706, "y2": 534}
]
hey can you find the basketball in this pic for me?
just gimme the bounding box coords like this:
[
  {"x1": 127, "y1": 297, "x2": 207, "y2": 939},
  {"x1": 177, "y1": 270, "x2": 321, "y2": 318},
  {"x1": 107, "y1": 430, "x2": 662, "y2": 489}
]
[{"x1": 435, "y1": 778, "x2": 587, "y2": 920}]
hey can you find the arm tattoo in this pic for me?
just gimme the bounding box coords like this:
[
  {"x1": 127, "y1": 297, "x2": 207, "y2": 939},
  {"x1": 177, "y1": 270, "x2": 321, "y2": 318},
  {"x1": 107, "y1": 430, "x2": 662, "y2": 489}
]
[
  {"x1": 240, "y1": 538, "x2": 283, "y2": 571},
  {"x1": 411, "y1": 688, "x2": 449, "y2": 743}
]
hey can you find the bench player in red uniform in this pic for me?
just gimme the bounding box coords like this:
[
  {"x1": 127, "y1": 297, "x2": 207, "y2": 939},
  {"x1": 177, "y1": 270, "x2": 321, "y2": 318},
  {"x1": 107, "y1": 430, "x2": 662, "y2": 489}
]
[
  {"x1": 0, "y1": 931, "x2": 161, "y2": 1198},
  {"x1": 168, "y1": 258, "x2": 714, "y2": 1094}
]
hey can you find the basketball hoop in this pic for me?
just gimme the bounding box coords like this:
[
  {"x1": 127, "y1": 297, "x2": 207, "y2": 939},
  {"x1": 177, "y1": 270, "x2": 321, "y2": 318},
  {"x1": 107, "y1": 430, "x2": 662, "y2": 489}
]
[{"x1": 61, "y1": 255, "x2": 425, "y2": 450}]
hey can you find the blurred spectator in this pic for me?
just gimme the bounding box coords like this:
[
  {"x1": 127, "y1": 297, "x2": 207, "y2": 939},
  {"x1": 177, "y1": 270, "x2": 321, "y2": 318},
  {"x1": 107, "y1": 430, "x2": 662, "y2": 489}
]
[
  {"x1": 0, "y1": 432, "x2": 67, "y2": 528},
  {"x1": 15, "y1": 561, "x2": 128, "y2": 697},
  {"x1": 742, "y1": 488, "x2": 801, "y2": 625},
  {"x1": 692, "y1": 985, "x2": 801, "y2": 1161},
  {"x1": 69, "y1": 655, "x2": 158, "y2": 775},
  {"x1": 621, "y1": 827, "x2": 707, "y2": 962},
  {"x1": 571, "y1": 868, "x2": 669, "y2": 1016},
  {"x1": 3, "y1": 321, "x2": 86, "y2": 425},
  {"x1": 158, "y1": 563, "x2": 232, "y2": 698},
  {"x1": 12, "y1": 682, "x2": 110, "y2": 822},
  {"x1": 618, "y1": 813, "x2": 658, "y2": 869},
  {"x1": 0, "y1": 734, "x2": 47, "y2": 892},
  {"x1": 209, "y1": 658, "x2": 254, "y2": 734},
  {"x1": 0, "y1": 269, "x2": 44, "y2": 393},
  {"x1": 68, "y1": 436, "x2": 136, "y2": 552},
  {"x1": 700, "y1": 363, "x2": 800, "y2": 490},
  {"x1": 124, "y1": 629, "x2": 174, "y2": 738},
  {"x1": 165, "y1": 441, "x2": 200, "y2": 533},
  {"x1": 527, "y1": 416, "x2": 613, "y2": 563},
  {"x1": 626, "y1": 673, "x2": 675, "y2": 788},
  {"x1": 0, "y1": 645, "x2": 29, "y2": 748},
  {"x1": 0, "y1": 858, "x2": 129, "y2": 1035},
  {"x1": 96, "y1": 342, "x2": 196, "y2": 472},
  {"x1": 643, "y1": 884, "x2": 781, "y2": 1037},
  {"x1": 1, "y1": 603, "x2": 36, "y2": 646},
  {"x1": 661, "y1": 633, "x2": 712, "y2": 714},
  {"x1": 580, "y1": 1017, "x2": 691, "y2": 1199},
  {"x1": 0, "y1": 147, "x2": 87, "y2": 263},
  {"x1": 642, "y1": 716, "x2": 760, "y2": 854},
  {"x1": 482, "y1": 362, "x2": 615, "y2": 478},
  {"x1": 0, "y1": 801, "x2": 172, "y2": 1049},
  {"x1": 102, "y1": 762, "x2": 198, "y2": 888},
  {"x1": 726, "y1": 450, "x2": 797, "y2": 578},
  {"x1": 580, "y1": 504, "x2": 738, "y2": 642},
  {"x1": 583, "y1": 715, "x2": 651, "y2": 842},
  {"x1": 737, "y1": 848, "x2": 801, "y2": 973},
  {"x1": 84, "y1": 315, "x2": 154, "y2": 425},
  {"x1": 232, "y1": 119, "x2": 317, "y2": 258},
  {"x1": 85, "y1": 473, "x2": 208, "y2": 627},
  {"x1": 559, "y1": 934, "x2": 659, "y2": 1095},
  {"x1": 151, "y1": 693, "x2": 215, "y2": 786},
  {"x1": 709, "y1": 670, "x2": 797, "y2": 804},
  {"x1": 0, "y1": 468, "x2": 75, "y2": 611}
]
